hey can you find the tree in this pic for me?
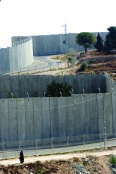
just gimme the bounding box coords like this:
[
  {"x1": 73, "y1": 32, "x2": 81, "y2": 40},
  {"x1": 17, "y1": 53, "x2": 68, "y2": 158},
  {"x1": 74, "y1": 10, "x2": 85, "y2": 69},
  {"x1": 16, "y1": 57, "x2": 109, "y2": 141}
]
[
  {"x1": 94, "y1": 33, "x2": 104, "y2": 53},
  {"x1": 75, "y1": 32, "x2": 96, "y2": 53},
  {"x1": 104, "y1": 35, "x2": 112, "y2": 53},
  {"x1": 46, "y1": 81, "x2": 72, "y2": 97},
  {"x1": 104, "y1": 26, "x2": 116, "y2": 53}
]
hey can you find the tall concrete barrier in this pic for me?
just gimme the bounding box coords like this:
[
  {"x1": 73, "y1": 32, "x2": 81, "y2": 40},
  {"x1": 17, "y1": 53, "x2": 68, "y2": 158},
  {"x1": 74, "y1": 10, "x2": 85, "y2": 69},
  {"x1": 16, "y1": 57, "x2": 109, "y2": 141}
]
[
  {"x1": 0, "y1": 93, "x2": 115, "y2": 148},
  {"x1": 0, "y1": 74, "x2": 115, "y2": 99},
  {"x1": 0, "y1": 38, "x2": 34, "y2": 74},
  {"x1": 12, "y1": 32, "x2": 107, "y2": 56}
]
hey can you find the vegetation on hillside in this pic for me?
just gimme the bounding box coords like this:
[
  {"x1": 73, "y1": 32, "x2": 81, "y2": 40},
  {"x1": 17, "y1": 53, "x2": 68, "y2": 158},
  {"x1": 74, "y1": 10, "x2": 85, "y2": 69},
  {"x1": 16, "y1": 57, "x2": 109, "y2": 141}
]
[{"x1": 75, "y1": 32, "x2": 96, "y2": 53}]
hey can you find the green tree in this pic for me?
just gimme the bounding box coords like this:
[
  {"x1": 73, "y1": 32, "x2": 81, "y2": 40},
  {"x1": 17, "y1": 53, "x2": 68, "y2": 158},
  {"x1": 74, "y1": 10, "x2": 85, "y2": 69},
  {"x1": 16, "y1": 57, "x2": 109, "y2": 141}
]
[
  {"x1": 94, "y1": 33, "x2": 104, "y2": 53},
  {"x1": 104, "y1": 35, "x2": 112, "y2": 53},
  {"x1": 46, "y1": 81, "x2": 72, "y2": 97},
  {"x1": 104, "y1": 26, "x2": 116, "y2": 53},
  {"x1": 75, "y1": 32, "x2": 96, "y2": 53}
]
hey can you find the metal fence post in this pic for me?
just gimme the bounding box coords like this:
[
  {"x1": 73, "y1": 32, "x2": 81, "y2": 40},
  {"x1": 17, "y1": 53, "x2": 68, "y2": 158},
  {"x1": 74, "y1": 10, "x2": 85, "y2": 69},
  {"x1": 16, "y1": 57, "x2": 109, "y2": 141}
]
[
  {"x1": 36, "y1": 139, "x2": 38, "y2": 156},
  {"x1": 19, "y1": 140, "x2": 21, "y2": 152},
  {"x1": 100, "y1": 134, "x2": 102, "y2": 148},
  {"x1": 51, "y1": 137, "x2": 53, "y2": 154},
  {"x1": 66, "y1": 136, "x2": 69, "y2": 152},
  {"x1": 2, "y1": 142, "x2": 5, "y2": 159},
  {"x1": 83, "y1": 134, "x2": 85, "y2": 151}
]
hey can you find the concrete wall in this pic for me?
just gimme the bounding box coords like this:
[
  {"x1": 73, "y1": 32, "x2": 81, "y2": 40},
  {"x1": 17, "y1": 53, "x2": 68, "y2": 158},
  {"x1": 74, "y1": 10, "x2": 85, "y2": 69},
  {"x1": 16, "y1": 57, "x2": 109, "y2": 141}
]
[
  {"x1": 12, "y1": 32, "x2": 107, "y2": 56},
  {"x1": 0, "y1": 74, "x2": 109, "y2": 99},
  {"x1": 0, "y1": 37, "x2": 34, "y2": 74},
  {"x1": 0, "y1": 93, "x2": 114, "y2": 147}
]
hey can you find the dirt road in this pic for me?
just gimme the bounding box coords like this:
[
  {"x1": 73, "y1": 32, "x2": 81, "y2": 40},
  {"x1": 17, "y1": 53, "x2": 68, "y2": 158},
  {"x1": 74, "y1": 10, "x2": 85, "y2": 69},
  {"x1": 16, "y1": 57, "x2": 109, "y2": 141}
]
[{"x1": 1, "y1": 149, "x2": 116, "y2": 166}]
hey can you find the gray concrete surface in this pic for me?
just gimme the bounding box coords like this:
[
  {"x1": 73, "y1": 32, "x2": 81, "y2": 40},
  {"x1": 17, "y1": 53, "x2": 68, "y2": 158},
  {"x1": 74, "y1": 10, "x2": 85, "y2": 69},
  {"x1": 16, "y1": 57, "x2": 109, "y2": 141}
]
[
  {"x1": 0, "y1": 93, "x2": 115, "y2": 147},
  {"x1": 0, "y1": 38, "x2": 33, "y2": 74},
  {"x1": 0, "y1": 74, "x2": 112, "y2": 99},
  {"x1": 12, "y1": 32, "x2": 107, "y2": 56}
]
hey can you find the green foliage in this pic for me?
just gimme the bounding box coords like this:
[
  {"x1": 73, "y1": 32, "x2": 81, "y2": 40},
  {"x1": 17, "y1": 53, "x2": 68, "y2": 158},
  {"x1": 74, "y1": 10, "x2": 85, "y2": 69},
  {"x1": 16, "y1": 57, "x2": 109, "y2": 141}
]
[
  {"x1": 110, "y1": 154, "x2": 116, "y2": 167},
  {"x1": 94, "y1": 33, "x2": 104, "y2": 53},
  {"x1": 67, "y1": 57, "x2": 72, "y2": 62},
  {"x1": 75, "y1": 32, "x2": 96, "y2": 53},
  {"x1": 65, "y1": 53, "x2": 75, "y2": 58},
  {"x1": 104, "y1": 26, "x2": 116, "y2": 53},
  {"x1": 80, "y1": 62, "x2": 88, "y2": 71},
  {"x1": 46, "y1": 81, "x2": 72, "y2": 97}
]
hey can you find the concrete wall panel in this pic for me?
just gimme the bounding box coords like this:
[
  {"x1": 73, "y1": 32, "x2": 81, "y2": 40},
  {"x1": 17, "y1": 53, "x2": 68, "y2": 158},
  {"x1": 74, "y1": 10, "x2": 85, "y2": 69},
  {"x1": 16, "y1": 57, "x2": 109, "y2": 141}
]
[
  {"x1": 25, "y1": 98, "x2": 34, "y2": 145},
  {"x1": 112, "y1": 93, "x2": 116, "y2": 135},
  {"x1": 17, "y1": 98, "x2": 26, "y2": 141},
  {"x1": 73, "y1": 95, "x2": 83, "y2": 136},
  {"x1": 82, "y1": 94, "x2": 91, "y2": 135},
  {"x1": 65, "y1": 97, "x2": 74, "y2": 138},
  {"x1": 33, "y1": 98, "x2": 42, "y2": 143},
  {"x1": 42, "y1": 98, "x2": 50, "y2": 143},
  {"x1": 89, "y1": 94, "x2": 98, "y2": 134},
  {"x1": 58, "y1": 98, "x2": 66, "y2": 139},
  {"x1": 9, "y1": 99, "x2": 18, "y2": 142},
  {"x1": 3, "y1": 75, "x2": 11, "y2": 98},
  {"x1": 97, "y1": 94, "x2": 104, "y2": 134},
  {"x1": 19, "y1": 76, "x2": 25, "y2": 98},
  {"x1": 50, "y1": 98, "x2": 59, "y2": 139},
  {"x1": 104, "y1": 93, "x2": 113, "y2": 135},
  {"x1": 0, "y1": 99, "x2": 9, "y2": 143}
]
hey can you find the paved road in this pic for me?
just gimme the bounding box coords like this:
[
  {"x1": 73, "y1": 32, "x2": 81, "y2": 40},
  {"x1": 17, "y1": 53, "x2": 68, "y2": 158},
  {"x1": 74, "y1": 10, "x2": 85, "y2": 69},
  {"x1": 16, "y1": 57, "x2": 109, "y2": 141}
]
[
  {"x1": 1, "y1": 145, "x2": 116, "y2": 166},
  {"x1": 19, "y1": 56, "x2": 65, "y2": 73},
  {"x1": 0, "y1": 139, "x2": 116, "y2": 161}
]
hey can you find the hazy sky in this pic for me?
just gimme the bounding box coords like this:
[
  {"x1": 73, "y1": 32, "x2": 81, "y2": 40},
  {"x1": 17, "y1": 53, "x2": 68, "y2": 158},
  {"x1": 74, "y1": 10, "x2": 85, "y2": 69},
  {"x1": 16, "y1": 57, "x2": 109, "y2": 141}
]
[{"x1": 0, "y1": 0, "x2": 116, "y2": 47}]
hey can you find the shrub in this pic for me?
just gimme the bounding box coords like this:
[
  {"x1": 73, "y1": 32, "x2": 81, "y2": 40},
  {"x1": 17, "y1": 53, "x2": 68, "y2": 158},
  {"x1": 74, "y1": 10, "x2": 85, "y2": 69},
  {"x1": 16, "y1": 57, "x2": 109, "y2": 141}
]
[
  {"x1": 80, "y1": 62, "x2": 88, "y2": 71},
  {"x1": 46, "y1": 81, "x2": 72, "y2": 97},
  {"x1": 67, "y1": 57, "x2": 72, "y2": 62},
  {"x1": 110, "y1": 155, "x2": 116, "y2": 167}
]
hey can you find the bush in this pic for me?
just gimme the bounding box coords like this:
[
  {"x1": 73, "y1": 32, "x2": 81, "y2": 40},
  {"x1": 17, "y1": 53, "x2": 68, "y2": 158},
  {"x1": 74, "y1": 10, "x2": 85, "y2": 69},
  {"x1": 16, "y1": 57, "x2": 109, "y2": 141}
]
[
  {"x1": 110, "y1": 155, "x2": 116, "y2": 167},
  {"x1": 80, "y1": 62, "x2": 88, "y2": 71},
  {"x1": 65, "y1": 53, "x2": 75, "y2": 59},
  {"x1": 67, "y1": 57, "x2": 72, "y2": 62},
  {"x1": 46, "y1": 81, "x2": 72, "y2": 97}
]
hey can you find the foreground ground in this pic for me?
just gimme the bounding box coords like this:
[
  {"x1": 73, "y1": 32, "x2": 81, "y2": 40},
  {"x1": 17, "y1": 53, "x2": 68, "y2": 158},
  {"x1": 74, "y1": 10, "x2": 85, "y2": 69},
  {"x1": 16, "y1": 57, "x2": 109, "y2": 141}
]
[{"x1": 1, "y1": 147, "x2": 116, "y2": 173}]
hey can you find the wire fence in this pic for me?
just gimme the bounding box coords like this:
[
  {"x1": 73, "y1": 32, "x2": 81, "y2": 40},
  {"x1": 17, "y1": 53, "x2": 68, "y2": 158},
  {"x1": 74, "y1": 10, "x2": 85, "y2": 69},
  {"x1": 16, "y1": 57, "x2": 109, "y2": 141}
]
[
  {"x1": 3, "y1": 61, "x2": 71, "y2": 76},
  {"x1": 0, "y1": 133, "x2": 116, "y2": 160}
]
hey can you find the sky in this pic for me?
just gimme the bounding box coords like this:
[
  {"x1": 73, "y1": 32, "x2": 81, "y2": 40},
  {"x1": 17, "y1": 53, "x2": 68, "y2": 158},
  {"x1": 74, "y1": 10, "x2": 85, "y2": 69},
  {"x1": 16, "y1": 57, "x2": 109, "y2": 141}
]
[{"x1": 0, "y1": 0, "x2": 116, "y2": 47}]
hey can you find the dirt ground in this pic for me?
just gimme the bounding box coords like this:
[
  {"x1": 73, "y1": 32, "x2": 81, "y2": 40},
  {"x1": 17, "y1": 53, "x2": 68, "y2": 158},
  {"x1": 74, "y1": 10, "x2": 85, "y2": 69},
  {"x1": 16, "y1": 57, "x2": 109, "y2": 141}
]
[
  {"x1": 0, "y1": 156, "x2": 111, "y2": 174},
  {"x1": 42, "y1": 51, "x2": 116, "y2": 80},
  {"x1": 1, "y1": 146, "x2": 116, "y2": 174},
  {"x1": 0, "y1": 155, "x2": 112, "y2": 174}
]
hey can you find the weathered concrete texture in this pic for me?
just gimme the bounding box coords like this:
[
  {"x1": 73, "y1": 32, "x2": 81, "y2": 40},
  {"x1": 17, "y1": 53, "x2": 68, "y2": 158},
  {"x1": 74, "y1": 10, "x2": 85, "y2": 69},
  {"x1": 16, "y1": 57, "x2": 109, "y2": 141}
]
[
  {"x1": 0, "y1": 74, "x2": 115, "y2": 99},
  {"x1": 12, "y1": 32, "x2": 107, "y2": 56},
  {"x1": 0, "y1": 38, "x2": 33, "y2": 74},
  {"x1": 0, "y1": 93, "x2": 115, "y2": 147}
]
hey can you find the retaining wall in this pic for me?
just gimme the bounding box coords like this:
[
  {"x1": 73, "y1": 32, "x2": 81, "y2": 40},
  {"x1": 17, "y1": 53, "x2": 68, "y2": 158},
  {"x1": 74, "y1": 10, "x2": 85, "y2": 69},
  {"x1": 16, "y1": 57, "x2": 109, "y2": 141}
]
[
  {"x1": 0, "y1": 37, "x2": 33, "y2": 74},
  {"x1": 0, "y1": 93, "x2": 115, "y2": 147}
]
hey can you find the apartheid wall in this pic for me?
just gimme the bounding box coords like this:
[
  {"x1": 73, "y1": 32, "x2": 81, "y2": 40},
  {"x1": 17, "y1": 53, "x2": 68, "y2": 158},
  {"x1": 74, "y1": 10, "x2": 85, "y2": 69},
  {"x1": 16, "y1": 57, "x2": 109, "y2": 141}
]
[
  {"x1": 12, "y1": 32, "x2": 107, "y2": 56},
  {"x1": 0, "y1": 37, "x2": 33, "y2": 74},
  {"x1": 0, "y1": 93, "x2": 115, "y2": 147},
  {"x1": 0, "y1": 74, "x2": 110, "y2": 99}
]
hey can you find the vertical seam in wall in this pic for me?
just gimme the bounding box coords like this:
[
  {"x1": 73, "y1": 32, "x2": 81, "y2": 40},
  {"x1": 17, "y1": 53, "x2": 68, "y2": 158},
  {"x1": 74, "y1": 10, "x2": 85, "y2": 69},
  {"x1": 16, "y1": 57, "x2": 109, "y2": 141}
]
[
  {"x1": 33, "y1": 98, "x2": 35, "y2": 141},
  {"x1": 8, "y1": 99, "x2": 10, "y2": 147},
  {"x1": 111, "y1": 93, "x2": 114, "y2": 136}
]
